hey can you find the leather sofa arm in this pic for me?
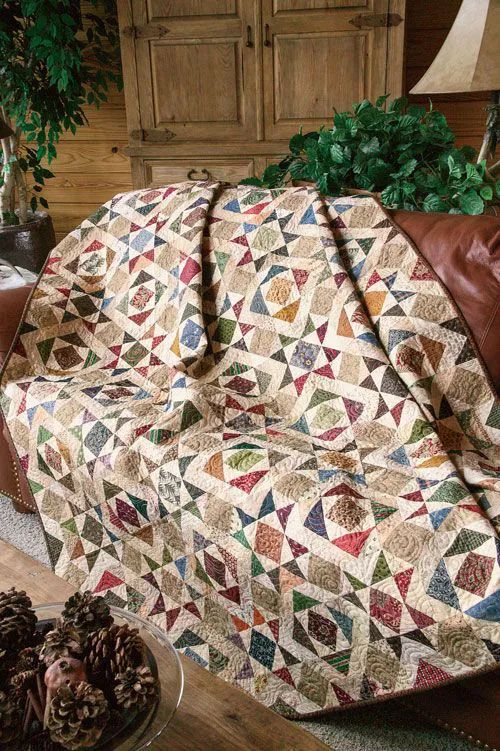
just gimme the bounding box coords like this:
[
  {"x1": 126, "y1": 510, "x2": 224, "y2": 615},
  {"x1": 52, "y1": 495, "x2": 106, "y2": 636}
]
[
  {"x1": 0, "y1": 284, "x2": 35, "y2": 512},
  {"x1": 0, "y1": 285, "x2": 33, "y2": 364},
  {"x1": 391, "y1": 210, "x2": 500, "y2": 392}
]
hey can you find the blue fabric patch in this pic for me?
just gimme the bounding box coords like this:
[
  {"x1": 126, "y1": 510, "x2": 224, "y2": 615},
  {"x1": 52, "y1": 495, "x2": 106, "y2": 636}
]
[
  {"x1": 181, "y1": 319, "x2": 204, "y2": 350},
  {"x1": 466, "y1": 591, "x2": 500, "y2": 622}
]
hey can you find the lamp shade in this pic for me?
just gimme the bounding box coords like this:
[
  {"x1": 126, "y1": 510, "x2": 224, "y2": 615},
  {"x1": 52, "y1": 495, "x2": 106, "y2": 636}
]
[
  {"x1": 410, "y1": 0, "x2": 500, "y2": 94},
  {"x1": 0, "y1": 116, "x2": 14, "y2": 139}
]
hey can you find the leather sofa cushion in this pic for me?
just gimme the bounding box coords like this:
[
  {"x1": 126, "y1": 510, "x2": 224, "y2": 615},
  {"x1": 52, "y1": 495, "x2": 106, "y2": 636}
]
[
  {"x1": 392, "y1": 210, "x2": 500, "y2": 392},
  {"x1": 0, "y1": 284, "x2": 32, "y2": 364}
]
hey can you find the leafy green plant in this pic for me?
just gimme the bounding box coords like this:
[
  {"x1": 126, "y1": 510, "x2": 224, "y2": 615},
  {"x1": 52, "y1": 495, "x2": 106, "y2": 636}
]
[
  {"x1": 243, "y1": 96, "x2": 499, "y2": 214},
  {"x1": 0, "y1": 0, "x2": 122, "y2": 226}
]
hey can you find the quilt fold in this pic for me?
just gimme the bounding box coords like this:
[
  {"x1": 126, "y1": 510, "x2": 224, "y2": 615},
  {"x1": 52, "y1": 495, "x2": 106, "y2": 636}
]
[{"x1": 1, "y1": 182, "x2": 498, "y2": 716}]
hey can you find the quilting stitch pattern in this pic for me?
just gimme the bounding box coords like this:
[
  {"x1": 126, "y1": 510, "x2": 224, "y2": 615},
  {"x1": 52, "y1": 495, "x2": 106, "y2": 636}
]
[{"x1": 1, "y1": 183, "x2": 498, "y2": 717}]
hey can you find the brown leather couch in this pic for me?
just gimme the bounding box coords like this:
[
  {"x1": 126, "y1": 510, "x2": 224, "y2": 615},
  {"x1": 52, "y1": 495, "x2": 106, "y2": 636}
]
[{"x1": 0, "y1": 209, "x2": 499, "y2": 746}]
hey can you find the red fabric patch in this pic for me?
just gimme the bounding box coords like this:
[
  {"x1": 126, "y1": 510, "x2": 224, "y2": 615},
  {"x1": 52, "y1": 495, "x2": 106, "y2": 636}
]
[
  {"x1": 93, "y1": 570, "x2": 123, "y2": 593},
  {"x1": 180, "y1": 256, "x2": 201, "y2": 284},
  {"x1": 332, "y1": 528, "x2": 373, "y2": 557}
]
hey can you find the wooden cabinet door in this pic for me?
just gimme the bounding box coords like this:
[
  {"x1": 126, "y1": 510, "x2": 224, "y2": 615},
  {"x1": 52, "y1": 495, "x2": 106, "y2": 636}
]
[
  {"x1": 130, "y1": 1, "x2": 260, "y2": 143},
  {"x1": 261, "y1": 0, "x2": 405, "y2": 141}
]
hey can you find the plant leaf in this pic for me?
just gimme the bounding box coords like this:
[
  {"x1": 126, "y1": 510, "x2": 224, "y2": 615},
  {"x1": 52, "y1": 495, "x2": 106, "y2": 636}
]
[
  {"x1": 422, "y1": 193, "x2": 446, "y2": 213},
  {"x1": 240, "y1": 177, "x2": 264, "y2": 187},
  {"x1": 459, "y1": 190, "x2": 484, "y2": 215}
]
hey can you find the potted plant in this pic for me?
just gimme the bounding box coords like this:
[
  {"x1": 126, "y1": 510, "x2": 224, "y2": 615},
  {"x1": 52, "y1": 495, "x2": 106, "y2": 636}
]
[
  {"x1": 0, "y1": 1, "x2": 122, "y2": 271},
  {"x1": 243, "y1": 96, "x2": 500, "y2": 215}
]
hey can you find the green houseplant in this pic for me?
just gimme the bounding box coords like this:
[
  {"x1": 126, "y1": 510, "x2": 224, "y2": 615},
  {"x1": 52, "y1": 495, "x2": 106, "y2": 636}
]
[
  {"x1": 243, "y1": 96, "x2": 500, "y2": 215},
  {"x1": 0, "y1": 0, "x2": 122, "y2": 268}
]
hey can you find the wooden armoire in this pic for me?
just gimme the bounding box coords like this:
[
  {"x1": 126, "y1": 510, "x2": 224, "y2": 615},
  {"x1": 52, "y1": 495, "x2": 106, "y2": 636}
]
[{"x1": 118, "y1": 1, "x2": 406, "y2": 189}]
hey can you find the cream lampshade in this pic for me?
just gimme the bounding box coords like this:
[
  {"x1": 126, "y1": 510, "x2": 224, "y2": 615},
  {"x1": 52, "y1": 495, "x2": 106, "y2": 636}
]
[{"x1": 410, "y1": 0, "x2": 500, "y2": 167}]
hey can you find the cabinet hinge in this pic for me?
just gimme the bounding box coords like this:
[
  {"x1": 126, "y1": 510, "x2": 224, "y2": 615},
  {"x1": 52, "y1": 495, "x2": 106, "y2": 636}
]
[
  {"x1": 130, "y1": 129, "x2": 176, "y2": 143},
  {"x1": 122, "y1": 24, "x2": 169, "y2": 39},
  {"x1": 349, "y1": 12, "x2": 403, "y2": 29}
]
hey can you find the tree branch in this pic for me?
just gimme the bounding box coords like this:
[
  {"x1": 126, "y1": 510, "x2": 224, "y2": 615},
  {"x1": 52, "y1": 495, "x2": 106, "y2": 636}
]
[{"x1": 0, "y1": 108, "x2": 15, "y2": 223}]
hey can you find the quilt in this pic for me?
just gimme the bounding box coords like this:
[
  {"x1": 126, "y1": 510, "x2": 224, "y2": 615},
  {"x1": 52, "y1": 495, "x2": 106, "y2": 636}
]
[{"x1": 1, "y1": 182, "x2": 499, "y2": 717}]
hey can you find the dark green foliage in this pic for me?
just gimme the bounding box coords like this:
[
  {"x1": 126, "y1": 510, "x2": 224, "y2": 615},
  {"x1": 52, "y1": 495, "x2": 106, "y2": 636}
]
[
  {"x1": 242, "y1": 96, "x2": 499, "y2": 214},
  {"x1": 0, "y1": 0, "x2": 122, "y2": 214}
]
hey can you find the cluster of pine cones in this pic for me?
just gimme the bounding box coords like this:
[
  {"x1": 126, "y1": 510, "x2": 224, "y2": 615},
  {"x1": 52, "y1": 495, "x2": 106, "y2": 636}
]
[{"x1": 0, "y1": 588, "x2": 159, "y2": 750}]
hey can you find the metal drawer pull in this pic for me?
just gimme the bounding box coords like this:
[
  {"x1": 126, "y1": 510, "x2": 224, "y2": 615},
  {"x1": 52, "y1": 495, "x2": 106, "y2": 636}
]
[
  {"x1": 264, "y1": 23, "x2": 271, "y2": 47},
  {"x1": 187, "y1": 168, "x2": 210, "y2": 181},
  {"x1": 246, "y1": 25, "x2": 253, "y2": 47}
]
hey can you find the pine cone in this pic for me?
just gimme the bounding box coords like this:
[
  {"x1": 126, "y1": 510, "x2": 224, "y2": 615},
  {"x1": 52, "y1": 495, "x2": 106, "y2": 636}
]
[
  {"x1": 0, "y1": 689, "x2": 22, "y2": 746},
  {"x1": 15, "y1": 646, "x2": 41, "y2": 673},
  {"x1": 84, "y1": 624, "x2": 145, "y2": 686},
  {"x1": 0, "y1": 588, "x2": 37, "y2": 652},
  {"x1": 47, "y1": 682, "x2": 109, "y2": 750},
  {"x1": 8, "y1": 647, "x2": 42, "y2": 703},
  {"x1": 115, "y1": 665, "x2": 158, "y2": 711},
  {"x1": 40, "y1": 620, "x2": 82, "y2": 666},
  {"x1": 61, "y1": 591, "x2": 112, "y2": 636},
  {"x1": 10, "y1": 667, "x2": 38, "y2": 699}
]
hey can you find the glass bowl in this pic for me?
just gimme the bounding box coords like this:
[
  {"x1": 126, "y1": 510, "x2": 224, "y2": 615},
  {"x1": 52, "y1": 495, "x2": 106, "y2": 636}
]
[{"x1": 33, "y1": 603, "x2": 184, "y2": 750}]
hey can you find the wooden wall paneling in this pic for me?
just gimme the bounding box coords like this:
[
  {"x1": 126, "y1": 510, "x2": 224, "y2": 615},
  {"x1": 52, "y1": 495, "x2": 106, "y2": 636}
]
[
  {"x1": 44, "y1": 174, "x2": 133, "y2": 204},
  {"x1": 40, "y1": 103, "x2": 131, "y2": 244},
  {"x1": 403, "y1": 0, "x2": 460, "y2": 30},
  {"x1": 48, "y1": 203, "x2": 108, "y2": 234},
  {"x1": 59, "y1": 110, "x2": 128, "y2": 141},
  {"x1": 31, "y1": 2, "x2": 133, "y2": 240},
  {"x1": 43, "y1": 141, "x2": 130, "y2": 173}
]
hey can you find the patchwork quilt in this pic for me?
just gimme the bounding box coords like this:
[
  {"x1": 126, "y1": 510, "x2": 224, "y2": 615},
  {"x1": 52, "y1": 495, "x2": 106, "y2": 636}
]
[{"x1": 1, "y1": 182, "x2": 499, "y2": 717}]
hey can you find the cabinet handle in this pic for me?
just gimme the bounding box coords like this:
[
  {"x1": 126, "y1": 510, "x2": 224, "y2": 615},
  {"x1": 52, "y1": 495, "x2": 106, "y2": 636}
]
[
  {"x1": 246, "y1": 25, "x2": 253, "y2": 47},
  {"x1": 264, "y1": 23, "x2": 271, "y2": 47},
  {"x1": 187, "y1": 168, "x2": 210, "y2": 181}
]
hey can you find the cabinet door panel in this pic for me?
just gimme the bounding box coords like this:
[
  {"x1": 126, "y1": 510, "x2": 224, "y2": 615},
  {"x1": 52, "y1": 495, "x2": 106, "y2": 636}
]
[
  {"x1": 148, "y1": 1, "x2": 236, "y2": 18},
  {"x1": 275, "y1": 34, "x2": 365, "y2": 122},
  {"x1": 262, "y1": 0, "x2": 404, "y2": 141},
  {"x1": 152, "y1": 41, "x2": 240, "y2": 124},
  {"x1": 132, "y1": 0, "x2": 258, "y2": 142}
]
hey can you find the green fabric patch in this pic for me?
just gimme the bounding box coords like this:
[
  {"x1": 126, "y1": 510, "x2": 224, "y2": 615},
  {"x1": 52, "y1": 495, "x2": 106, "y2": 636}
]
[{"x1": 213, "y1": 318, "x2": 237, "y2": 344}]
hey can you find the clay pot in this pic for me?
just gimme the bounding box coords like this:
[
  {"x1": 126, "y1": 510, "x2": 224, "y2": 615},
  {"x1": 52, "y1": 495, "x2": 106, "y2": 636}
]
[{"x1": 0, "y1": 211, "x2": 55, "y2": 273}]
